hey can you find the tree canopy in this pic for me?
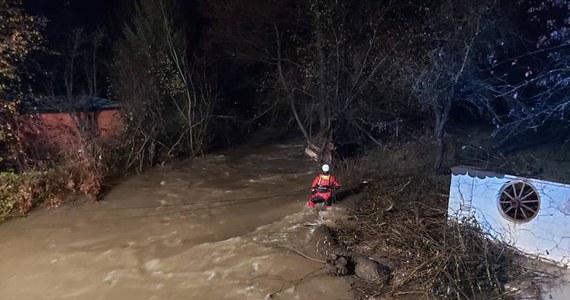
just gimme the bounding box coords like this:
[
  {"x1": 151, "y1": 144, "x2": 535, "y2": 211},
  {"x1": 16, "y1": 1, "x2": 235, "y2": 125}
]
[{"x1": 0, "y1": 0, "x2": 45, "y2": 170}]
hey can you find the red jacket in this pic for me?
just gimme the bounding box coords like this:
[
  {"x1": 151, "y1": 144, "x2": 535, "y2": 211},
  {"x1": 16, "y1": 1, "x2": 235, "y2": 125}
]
[{"x1": 311, "y1": 174, "x2": 340, "y2": 190}]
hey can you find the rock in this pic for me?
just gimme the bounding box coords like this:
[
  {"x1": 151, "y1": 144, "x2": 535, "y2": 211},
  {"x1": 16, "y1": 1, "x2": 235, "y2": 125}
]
[
  {"x1": 353, "y1": 256, "x2": 391, "y2": 284},
  {"x1": 310, "y1": 225, "x2": 342, "y2": 256},
  {"x1": 325, "y1": 254, "x2": 351, "y2": 276}
]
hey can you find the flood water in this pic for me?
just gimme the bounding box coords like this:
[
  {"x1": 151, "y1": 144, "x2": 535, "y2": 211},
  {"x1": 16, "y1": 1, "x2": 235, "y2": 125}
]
[
  {"x1": 1, "y1": 141, "x2": 569, "y2": 300},
  {"x1": 0, "y1": 143, "x2": 354, "y2": 300}
]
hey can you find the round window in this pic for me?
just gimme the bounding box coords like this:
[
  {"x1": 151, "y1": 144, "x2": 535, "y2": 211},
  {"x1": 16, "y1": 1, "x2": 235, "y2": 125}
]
[{"x1": 498, "y1": 180, "x2": 540, "y2": 223}]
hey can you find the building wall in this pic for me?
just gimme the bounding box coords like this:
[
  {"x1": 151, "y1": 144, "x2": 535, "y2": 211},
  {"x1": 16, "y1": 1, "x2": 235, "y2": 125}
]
[
  {"x1": 97, "y1": 110, "x2": 122, "y2": 138},
  {"x1": 18, "y1": 109, "x2": 122, "y2": 155},
  {"x1": 448, "y1": 170, "x2": 570, "y2": 267}
]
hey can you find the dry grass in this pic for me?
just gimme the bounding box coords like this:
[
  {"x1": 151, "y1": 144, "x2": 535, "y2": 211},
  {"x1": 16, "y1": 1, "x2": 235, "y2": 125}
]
[
  {"x1": 335, "y1": 178, "x2": 518, "y2": 299},
  {"x1": 328, "y1": 136, "x2": 550, "y2": 299}
]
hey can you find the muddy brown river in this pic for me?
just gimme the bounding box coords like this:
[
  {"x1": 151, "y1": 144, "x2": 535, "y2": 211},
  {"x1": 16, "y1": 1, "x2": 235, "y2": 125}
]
[
  {"x1": 1, "y1": 142, "x2": 568, "y2": 300},
  {"x1": 0, "y1": 143, "x2": 353, "y2": 300}
]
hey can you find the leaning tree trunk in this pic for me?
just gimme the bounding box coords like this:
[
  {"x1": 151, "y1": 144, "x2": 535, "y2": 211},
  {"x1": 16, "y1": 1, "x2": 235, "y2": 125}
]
[
  {"x1": 274, "y1": 23, "x2": 309, "y2": 142},
  {"x1": 316, "y1": 21, "x2": 330, "y2": 135},
  {"x1": 434, "y1": 116, "x2": 445, "y2": 171},
  {"x1": 433, "y1": 98, "x2": 451, "y2": 171}
]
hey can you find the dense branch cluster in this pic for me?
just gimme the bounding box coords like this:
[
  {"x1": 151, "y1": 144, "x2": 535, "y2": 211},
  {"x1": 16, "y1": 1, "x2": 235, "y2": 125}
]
[
  {"x1": 0, "y1": 0, "x2": 45, "y2": 170},
  {"x1": 204, "y1": 0, "x2": 570, "y2": 165},
  {"x1": 111, "y1": 0, "x2": 214, "y2": 170}
]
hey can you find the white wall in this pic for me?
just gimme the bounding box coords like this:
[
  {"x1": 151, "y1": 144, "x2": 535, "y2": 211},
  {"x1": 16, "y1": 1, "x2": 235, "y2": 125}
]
[{"x1": 448, "y1": 167, "x2": 570, "y2": 266}]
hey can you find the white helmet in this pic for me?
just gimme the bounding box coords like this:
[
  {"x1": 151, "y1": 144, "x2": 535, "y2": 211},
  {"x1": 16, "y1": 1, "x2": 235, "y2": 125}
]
[{"x1": 322, "y1": 164, "x2": 330, "y2": 173}]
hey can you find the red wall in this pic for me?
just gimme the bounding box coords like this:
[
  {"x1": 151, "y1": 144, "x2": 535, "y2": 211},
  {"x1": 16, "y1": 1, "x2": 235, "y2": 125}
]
[
  {"x1": 18, "y1": 109, "x2": 123, "y2": 154},
  {"x1": 97, "y1": 110, "x2": 122, "y2": 138}
]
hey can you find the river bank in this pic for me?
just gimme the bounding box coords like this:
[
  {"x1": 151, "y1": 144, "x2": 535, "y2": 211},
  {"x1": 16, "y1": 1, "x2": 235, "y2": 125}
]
[
  {"x1": 1, "y1": 133, "x2": 568, "y2": 300},
  {"x1": 316, "y1": 134, "x2": 570, "y2": 299}
]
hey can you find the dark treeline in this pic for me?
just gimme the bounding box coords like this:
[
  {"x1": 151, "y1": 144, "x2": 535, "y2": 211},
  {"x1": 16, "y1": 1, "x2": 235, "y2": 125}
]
[
  {"x1": 0, "y1": 0, "x2": 569, "y2": 213},
  {"x1": 105, "y1": 0, "x2": 569, "y2": 168}
]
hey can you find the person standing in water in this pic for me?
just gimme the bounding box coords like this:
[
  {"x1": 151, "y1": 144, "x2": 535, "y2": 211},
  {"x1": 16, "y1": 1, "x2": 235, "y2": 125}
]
[{"x1": 309, "y1": 164, "x2": 340, "y2": 208}]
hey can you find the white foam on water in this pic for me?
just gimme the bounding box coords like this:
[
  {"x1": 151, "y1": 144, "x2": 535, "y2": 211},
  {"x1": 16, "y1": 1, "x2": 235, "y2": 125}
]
[
  {"x1": 144, "y1": 259, "x2": 162, "y2": 272},
  {"x1": 205, "y1": 271, "x2": 216, "y2": 281},
  {"x1": 0, "y1": 142, "x2": 354, "y2": 300}
]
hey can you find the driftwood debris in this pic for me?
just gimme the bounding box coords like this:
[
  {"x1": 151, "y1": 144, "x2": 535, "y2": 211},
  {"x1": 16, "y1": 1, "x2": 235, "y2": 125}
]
[{"x1": 304, "y1": 136, "x2": 336, "y2": 165}]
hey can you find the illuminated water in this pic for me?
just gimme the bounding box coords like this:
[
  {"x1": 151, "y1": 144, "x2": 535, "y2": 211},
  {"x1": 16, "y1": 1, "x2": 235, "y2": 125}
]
[
  {"x1": 0, "y1": 142, "x2": 568, "y2": 299},
  {"x1": 0, "y1": 143, "x2": 353, "y2": 300}
]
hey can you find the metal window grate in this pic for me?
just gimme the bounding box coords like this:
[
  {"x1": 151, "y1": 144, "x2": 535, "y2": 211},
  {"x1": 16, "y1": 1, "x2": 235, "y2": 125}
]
[{"x1": 498, "y1": 181, "x2": 540, "y2": 223}]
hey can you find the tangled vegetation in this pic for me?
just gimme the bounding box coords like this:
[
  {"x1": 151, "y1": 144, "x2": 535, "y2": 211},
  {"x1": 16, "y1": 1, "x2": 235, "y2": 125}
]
[
  {"x1": 0, "y1": 0, "x2": 48, "y2": 219},
  {"x1": 111, "y1": 0, "x2": 214, "y2": 171},
  {"x1": 321, "y1": 134, "x2": 563, "y2": 299},
  {"x1": 0, "y1": 0, "x2": 213, "y2": 219},
  {"x1": 334, "y1": 175, "x2": 518, "y2": 299}
]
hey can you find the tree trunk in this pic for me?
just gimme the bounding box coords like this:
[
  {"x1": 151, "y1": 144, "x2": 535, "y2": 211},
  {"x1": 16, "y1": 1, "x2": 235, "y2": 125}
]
[
  {"x1": 433, "y1": 98, "x2": 451, "y2": 171},
  {"x1": 434, "y1": 132, "x2": 444, "y2": 171},
  {"x1": 316, "y1": 22, "x2": 329, "y2": 135},
  {"x1": 274, "y1": 23, "x2": 309, "y2": 142},
  {"x1": 318, "y1": 104, "x2": 328, "y2": 133}
]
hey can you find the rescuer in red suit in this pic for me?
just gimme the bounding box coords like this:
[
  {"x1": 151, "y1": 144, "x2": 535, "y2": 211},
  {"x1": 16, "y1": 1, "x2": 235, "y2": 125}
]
[{"x1": 308, "y1": 164, "x2": 340, "y2": 208}]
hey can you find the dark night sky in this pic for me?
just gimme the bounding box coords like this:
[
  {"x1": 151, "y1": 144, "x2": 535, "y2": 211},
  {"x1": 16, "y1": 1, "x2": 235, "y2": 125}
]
[
  {"x1": 23, "y1": 0, "x2": 201, "y2": 44},
  {"x1": 18, "y1": 0, "x2": 126, "y2": 97},
  {"x1": 23, "y1": 0, "x2": 123, "y2": 42}
]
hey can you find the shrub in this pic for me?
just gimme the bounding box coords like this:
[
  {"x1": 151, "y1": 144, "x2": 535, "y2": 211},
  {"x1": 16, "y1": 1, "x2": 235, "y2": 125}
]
[{"x1": 0, "y1": 170, "x2": 68, "y2": 220}]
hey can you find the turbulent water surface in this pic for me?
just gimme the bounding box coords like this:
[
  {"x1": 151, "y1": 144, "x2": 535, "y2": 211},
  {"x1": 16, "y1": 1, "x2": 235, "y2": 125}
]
[
  {"x1": 0, "y1": 143, "x2": 354, "y2": 300},
  {"x1": 1, "y1": 142, "x2": 569, "y2": 300}
]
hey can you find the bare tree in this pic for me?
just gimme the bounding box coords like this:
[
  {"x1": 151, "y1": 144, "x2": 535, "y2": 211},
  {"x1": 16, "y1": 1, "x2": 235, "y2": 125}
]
[
  {"x1": 403, "y1": 0, "x2": 501, "y2": 169},
  {"x1": 298, "y1": 0, "x2": 419, "y2": 145},
  {"x1": 204, "y1": 0, "x2": 312, "y2": 141},
  {"x1": 274, "y1": 22, "x2": 309, "y2": 141},
  {"x1": 482, "y1": 0, "x2": 570, "y2": 143},
  {"x1": 205, "y1": 0, "x2": 421, "y2": 150},
  {"x1": 161, "y1": 0, "x2": 216, "y2": 155},
  {"x1": 85, "y1": 28, "x2": 105, "y2": 96},
  {"x1": 112, "y1": 0, "x2": 215, "y2": 170}
]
